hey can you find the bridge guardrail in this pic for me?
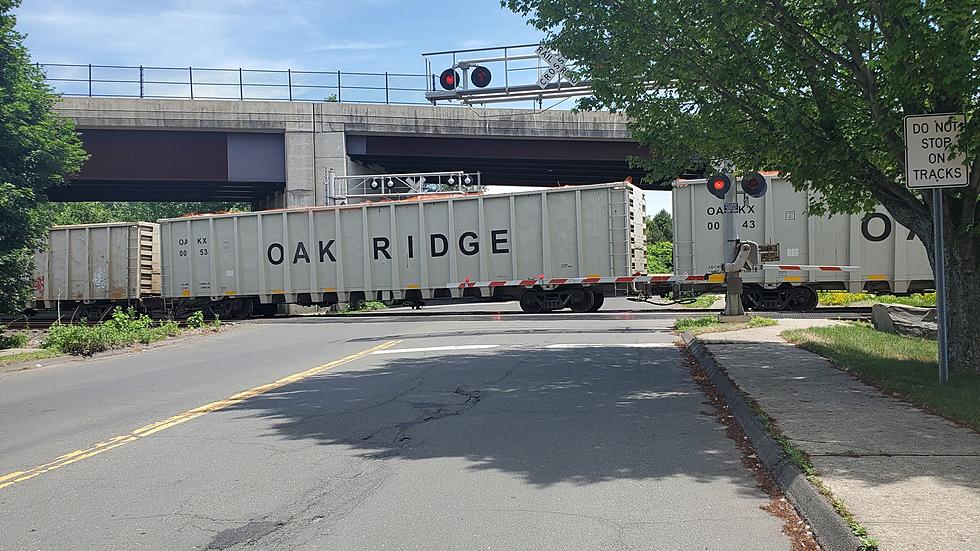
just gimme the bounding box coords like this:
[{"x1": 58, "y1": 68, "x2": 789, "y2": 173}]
[{"x1": 39, "y1": 63, "x2": 432, "y2": 105}]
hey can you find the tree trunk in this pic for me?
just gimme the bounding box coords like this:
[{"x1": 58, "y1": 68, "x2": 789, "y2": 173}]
[
  {"x1": 873, "y1": 185, "x2": 980, "y2": 372},
  {"x1": 942, "y1": 233, "x2": 980, "y2": 373}
]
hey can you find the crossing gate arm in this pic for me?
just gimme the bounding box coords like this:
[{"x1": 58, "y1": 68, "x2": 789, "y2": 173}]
[{"x1": 762, "y1": 264, "x2": 860, "y2": 272}]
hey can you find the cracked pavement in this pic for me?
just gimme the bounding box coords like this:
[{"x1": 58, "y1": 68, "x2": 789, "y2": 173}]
[{"x1": 0, "y1": 300, "x2": 792, "y2": 550}]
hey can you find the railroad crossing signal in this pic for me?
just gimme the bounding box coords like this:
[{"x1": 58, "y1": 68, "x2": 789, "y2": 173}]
[
  {"x1": 707, "y1": 173, "x2": 769, "y2": 200},
  {"x1": 439, "y1": 69, "x2": 460, "y2": 90},
  {"x1": 470, "y1": 66, "x2": 492, "y2": 88},
  {"x1": 440, "y1": 66, "x2": 493, "y2": 90},
  {"x1": 741, "y1": 172, "x2": 768, "y2": 198},
  {"x1": 706, "y1": 174, "x2": 732, "y2": 199}
]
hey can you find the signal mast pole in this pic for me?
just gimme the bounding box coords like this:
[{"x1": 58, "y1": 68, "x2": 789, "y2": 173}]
[{"x1": 720, "y1": 180, "x2": 749, "y2": 321}]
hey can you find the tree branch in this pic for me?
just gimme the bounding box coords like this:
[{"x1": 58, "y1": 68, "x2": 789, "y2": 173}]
[
  {"x1": 766, "y1": 0, "x2": 862, "y2": 72},
  {"x1": 835, "y1": 0, "x2": 906, "y2": 168}
]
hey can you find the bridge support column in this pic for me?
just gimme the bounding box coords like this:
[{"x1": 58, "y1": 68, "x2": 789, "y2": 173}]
[
  {"x1": 313, "y1": 130, "x2": 348, "y2": 206},
  {"x1": 284, "y1": 131, "x2": 316, "y2": 207}
]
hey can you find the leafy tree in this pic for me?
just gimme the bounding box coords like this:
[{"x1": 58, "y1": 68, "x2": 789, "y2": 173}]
[
  {"x1": 0, "y1": 0, "x2": 86, "y2": 313},
  {"x1": 646, "y1": 241, "x2": 673, "y2": 273},
  {"x1": 645, "y1": 208, "x2": 672, "y2": 243},
  {"x1": 506, "y1": 0, "x2": 980, "y2": 372}
]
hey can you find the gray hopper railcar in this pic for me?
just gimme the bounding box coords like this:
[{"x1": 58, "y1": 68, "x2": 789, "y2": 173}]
[{"x1": 31, "y1": 183, "x2": 648, "y2": 318}]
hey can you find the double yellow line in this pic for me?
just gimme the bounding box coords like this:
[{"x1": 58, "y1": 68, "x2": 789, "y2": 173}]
[{"x1": 0, "y1": 339, "x2": 400, "y2": 491}]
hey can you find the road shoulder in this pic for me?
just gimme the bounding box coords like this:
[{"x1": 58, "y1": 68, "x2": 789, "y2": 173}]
[{"x1": 0, "y1": 324, "x2": 240, "y2": 377}]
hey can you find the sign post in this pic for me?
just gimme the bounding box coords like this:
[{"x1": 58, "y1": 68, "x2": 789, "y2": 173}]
[{"x1": 904, "y1": 113, "x2": 969, "y2": 384}]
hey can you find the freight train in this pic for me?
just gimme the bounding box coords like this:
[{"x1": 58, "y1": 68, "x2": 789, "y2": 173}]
[
  {"x1": 27, "y1": 176, "x2": 935, "y2": 319},
  {"x1": 30, "y1": 182, "x2": 648, "y2": 319}
]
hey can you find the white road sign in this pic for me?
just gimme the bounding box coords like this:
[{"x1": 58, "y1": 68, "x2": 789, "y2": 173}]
[
  {"x1": 535, "y1": 45, "x2": 579, "y2": 89},
  {"x1": 904, "y1": 113, "x2": 969, "y2": 189}
]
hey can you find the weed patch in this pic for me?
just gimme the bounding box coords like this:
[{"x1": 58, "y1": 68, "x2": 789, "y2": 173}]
[
  {"x1": 0, "y1": 325, "x2": 29, "y2": 350},
  {"x1": 676, "y1": 315, "x2": 777, "y2": 335},
  {"x1": 44, "y1": 308, "x2": 181, "y2": 356},
  {"x1": 682, "y1": 294, "x2": 721, "y2": 308},
  {"x1": 339, "y1": 300, "x2": 387, "y2": 314}
]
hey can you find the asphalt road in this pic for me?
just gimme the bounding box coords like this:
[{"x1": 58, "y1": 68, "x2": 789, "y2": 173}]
[{"x1": 0, "y1": 300, "x2": 791, "y2": 550}]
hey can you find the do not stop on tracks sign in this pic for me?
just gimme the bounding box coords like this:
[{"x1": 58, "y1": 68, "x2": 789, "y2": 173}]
[
  {"x1": 904, "y1": 113, "x2": 969, "y2": 189},
  {"x1": 903, "y1": 112, "x2": 969, "y2": 385}
]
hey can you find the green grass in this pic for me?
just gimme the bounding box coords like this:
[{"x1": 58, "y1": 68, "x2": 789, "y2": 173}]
[
  {"x1": 0, "y1": 349, "x2": 63, "y2": 368},
  {"x1": 681, "y1": 294, "x2": 721, "y2": 308},
  {"x1": 818, "y1": 291, "x2": 936, "y2": 308},
  {"x1": 783, "y1": 323, "x2": 980, "y2": 432},
  {"x1": 44, "y1": 308, "x2": 182, "y2": 356},
  {"x1": 675, "y1": 315, "x2": 777, "y2": 335}
]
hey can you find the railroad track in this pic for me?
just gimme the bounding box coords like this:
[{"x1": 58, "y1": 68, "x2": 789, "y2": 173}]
[
  {"x1": 246, "y1": 306, "x2": 873, "y2": 324},
  {"x1": 2, "y1": 306, "x2": 872, "y2": 329}
]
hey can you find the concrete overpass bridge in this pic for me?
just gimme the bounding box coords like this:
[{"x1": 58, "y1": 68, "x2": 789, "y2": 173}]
[{"x1": 53, "y1": 97, "x2": 671, "y2": 208}]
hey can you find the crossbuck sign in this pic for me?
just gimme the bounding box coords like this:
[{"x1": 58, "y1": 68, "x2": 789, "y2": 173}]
[{"x1": 535, "y1": 45, "x2": 579, "y2": 89}]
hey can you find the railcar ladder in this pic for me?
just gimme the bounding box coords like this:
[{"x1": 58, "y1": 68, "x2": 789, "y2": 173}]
[{"x1": 607, "y1": 188, "x2": 632, "y2": 277}]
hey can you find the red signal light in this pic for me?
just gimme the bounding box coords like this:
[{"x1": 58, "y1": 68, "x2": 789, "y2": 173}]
[
  {"x1": 471, "y1": 66, "x2": 492, "y2": 88},
  {"x1": 439, "y1": 68, "x2": 460, "y2": 90},
  {"x1": 740, "y1": 172, "x2": 768, "y2": 198},
  {"x1": 706, "y1": 174, "x2": 732, "y2": 199}
]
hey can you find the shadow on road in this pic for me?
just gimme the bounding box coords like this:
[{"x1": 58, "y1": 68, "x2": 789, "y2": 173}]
[{"x1": 227, "y1": 345, "x2": 765, "y2": 493}]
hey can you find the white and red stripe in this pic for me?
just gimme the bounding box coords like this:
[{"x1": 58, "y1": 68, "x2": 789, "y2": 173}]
[
  {"x1": 763, "y1": 264, "x2": 858, "y2": 272},
  {"x1": 451, "y1": 274, "x2": 706, "y2": 289}
]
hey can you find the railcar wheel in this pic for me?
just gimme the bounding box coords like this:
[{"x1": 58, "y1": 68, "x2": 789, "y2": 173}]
[
  {"x1": 519, "y1": 290, "x2": 544, "y2": 314},
  {"x1": 212, "y1": 299, "x2": 254, "y2": 320},
  {"x1": 568, "y1": 287, "x2": 594, "y2": 313},
  {"x1": 787, "y1": 286, "x2": 818, "y2": 312},
  {"x1": 586, "y1": 291, "x2": 605, "y2": 312}
]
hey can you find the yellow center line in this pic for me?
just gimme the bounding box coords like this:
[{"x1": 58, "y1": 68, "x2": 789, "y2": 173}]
[{"x1": 0, "y1": 339, "x2": 400, "y2": 491}]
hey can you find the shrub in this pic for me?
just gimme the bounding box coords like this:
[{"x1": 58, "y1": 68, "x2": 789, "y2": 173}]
[
  {"x1": 818, "y1": 291, "x2": 937, "y2": 308},
  {"x1": 186, "y1": 310, "x2": 206, "y2": 329},
  {"x1": 876, "y1": 292, "x2": 936, "y2": 308},
  {"x1": 44, "y1": 307, "x2": 181, "y2": 356},
  {"x1": 0, "y1": 325, "x2": 30, "y2": 349}
]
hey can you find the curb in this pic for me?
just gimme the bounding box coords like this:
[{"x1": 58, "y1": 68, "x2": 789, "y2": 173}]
[{"x1": 682, "y1": 332, "x2": 862, "y2": 551}]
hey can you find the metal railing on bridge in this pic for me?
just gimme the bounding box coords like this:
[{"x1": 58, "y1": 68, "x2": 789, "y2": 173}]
[{"x1": 40, "y1": 63, "x2": 432, "y2": 105}]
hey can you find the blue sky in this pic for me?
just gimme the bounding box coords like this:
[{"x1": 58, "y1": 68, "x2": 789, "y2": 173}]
[
  {"x1": 14, "y1": 0, "x2": 541, "y2": 74},
  {"x1": 14, "y1": 0, "x2": 672, "y2": 214}
]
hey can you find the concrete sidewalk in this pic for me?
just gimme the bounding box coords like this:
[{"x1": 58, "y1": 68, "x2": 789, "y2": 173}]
[{"x1": 696, "y1": 320, "x2": 980, "y2": 550}]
